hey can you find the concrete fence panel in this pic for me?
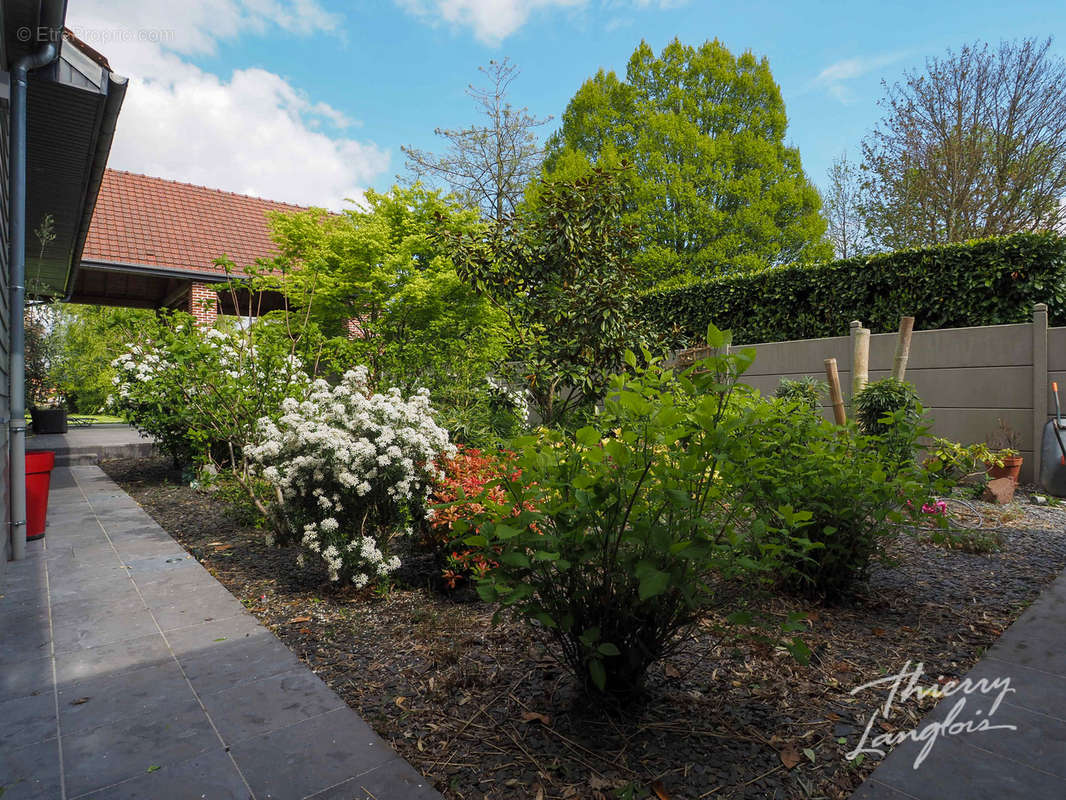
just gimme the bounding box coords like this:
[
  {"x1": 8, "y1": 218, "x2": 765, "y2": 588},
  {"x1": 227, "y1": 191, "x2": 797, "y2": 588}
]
[{"x1": 681, "y1": 305, "x2": 1058, "y2": 483}]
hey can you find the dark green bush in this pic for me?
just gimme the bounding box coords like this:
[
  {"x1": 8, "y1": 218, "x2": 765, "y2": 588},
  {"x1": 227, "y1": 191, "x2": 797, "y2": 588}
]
[
  {"x1": 456, "y1": 327, "x2": 809, "y2": 696},
  {"x1": 640, "y1": 233, "x2": 1066, "y2": 347},
  {"x1": 854, "y1": 379, "x2": 923, "y2": 469},
  {"x1": 774, "y1": 376, "x2": 826, "y2": 411},
  {"x1": 740, "y1": 405, "x2": 926, "y2": 602}
]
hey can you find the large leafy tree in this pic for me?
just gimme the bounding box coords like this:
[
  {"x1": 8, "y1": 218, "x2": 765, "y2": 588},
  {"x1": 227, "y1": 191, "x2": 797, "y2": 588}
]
[
  {"x1": 48, "y1": 304, "x2": 159, "y2": 413},
  {"x1": 545, "y1": 38, "x2": 830, "y2": 285},
  {"x1": 445, "y1": 165, "x2": 645, "y2": 427},
  {"x1": 861, "y1": 37, "x2": 1066, "y2": 250},
  {"x1": 266, "y1": 184, "x2": 507, "y2": 395}
]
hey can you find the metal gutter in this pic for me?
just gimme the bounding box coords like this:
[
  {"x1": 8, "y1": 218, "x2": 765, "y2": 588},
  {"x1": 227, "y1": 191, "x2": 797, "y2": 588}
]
[
  {"x1": 9, "y1": 5, "x2": 63, "y2": 561},
  {"x1": 9, "y1": 43, "x2": 60, "y2": 558},
  {"x1": 78, "y1": 258, "x2": 240, "y2": 283}
]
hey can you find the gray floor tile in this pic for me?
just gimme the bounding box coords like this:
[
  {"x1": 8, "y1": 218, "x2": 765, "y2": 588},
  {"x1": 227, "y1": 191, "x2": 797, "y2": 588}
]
[
  {"x1": 54, "y1": 633, "x2": 171, "y2": 685},
  {"x1": 0, "y1": 689, "x2": 58, "y2": 748},
  {"x1": 62, "y1": 697, "x2": 219, "y2": 797},
  {"x1": 49, "y1": 572, "x2": 137, "y2": 605},
  {"x1": 151, "y1": 588, "x2": 247, "y2": 633},
  {"x1": 0, "y1": 611, "x2": 52, "y2": 665},
  {"x1": 229, "y1": 707, "x2": 394, "y2": 799},
  {"x1": 175, "y1": 629, "x2": 302, "y2": 695},
  {"x1": 306, "y1": 758, "x2": 438, "y2": 800},
  {"x1": 164, "y1": 614, "x2": 265, "y2": 660},
  {"x1": 58, "y1": 659, "x2": 193, "y2": 736},
  {"x1": 200, "y1": 667, "x2": 346, "y2": 744},
  {"x1": 52, "y1": 596, "x2": 159, "y2": 653},
  {"x1": 0, "y1": 737, "x2": 63, "y2": 800},
  {"x1": 134, "y1": 569, "x2": 226, "y2": 605},
  {"x1": 859, "y1": 731, "x2": 1064, "y2": 799},
  {"x1": 123, "y1": 553, "x2": 202, "y2": 584},
  {"x1": 75, "y1": 747, "x2": 252, "y2": 800},
  {"x1": 0, "y1": 655, "x2": 54, "y2": 703},
  {"x1": 970, "y1": 656, "x2": 1066, "y2": 721}
]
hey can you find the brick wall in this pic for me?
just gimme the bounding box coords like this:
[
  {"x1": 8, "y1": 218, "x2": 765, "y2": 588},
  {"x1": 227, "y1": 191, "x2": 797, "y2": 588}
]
[{"x1": 189, "y1": 282, "x2": 218, "y2": 327}]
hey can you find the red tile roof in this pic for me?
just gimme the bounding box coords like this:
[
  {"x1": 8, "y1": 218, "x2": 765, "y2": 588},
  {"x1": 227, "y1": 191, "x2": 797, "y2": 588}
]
[{"x1": 83, "y1": 170, "x2": 309, "y2": 275}]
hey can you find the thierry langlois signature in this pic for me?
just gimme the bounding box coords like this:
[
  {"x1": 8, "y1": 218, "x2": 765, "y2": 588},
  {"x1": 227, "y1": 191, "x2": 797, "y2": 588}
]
[{"x1": 846, "y1": 660, "x2": 1016, "y2": 769}]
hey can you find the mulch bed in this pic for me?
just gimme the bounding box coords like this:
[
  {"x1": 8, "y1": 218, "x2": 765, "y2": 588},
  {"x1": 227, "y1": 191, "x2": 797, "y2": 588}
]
[{"x1": 104, "y1": 456, "x2": 1066, "y2": 800}]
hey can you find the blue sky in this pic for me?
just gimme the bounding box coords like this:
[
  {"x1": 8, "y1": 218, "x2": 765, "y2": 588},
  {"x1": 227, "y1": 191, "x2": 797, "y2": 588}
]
[{"x1": 69, "y1": 0, "x2": 1066, "y2": 209}]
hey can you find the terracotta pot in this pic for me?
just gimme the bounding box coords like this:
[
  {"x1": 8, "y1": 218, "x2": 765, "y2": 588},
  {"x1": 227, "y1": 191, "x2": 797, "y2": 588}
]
[{"x1": 987, "y1": 455, "x2": 1024, "y2": 484}]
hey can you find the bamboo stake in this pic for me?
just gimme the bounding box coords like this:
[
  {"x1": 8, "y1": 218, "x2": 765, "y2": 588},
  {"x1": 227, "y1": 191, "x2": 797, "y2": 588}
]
[
  {"x1": 851, "y1": 321, "x2": 870, "y2": 400},
  {"x1": 891, "y1": 316, "x2": 915, "y2": 381},
  {"x1": 824, "y1": 358, "x2": 847, "y2": 425}
]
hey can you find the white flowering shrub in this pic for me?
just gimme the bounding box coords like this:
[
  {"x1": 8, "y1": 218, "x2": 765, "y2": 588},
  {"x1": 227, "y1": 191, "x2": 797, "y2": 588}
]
[
  {"x1": 246, "y1": 366, "x2": 455, "y2": 586},
  {"x1": 109, "y1": 313, "x2": 310, "y2": 466}
]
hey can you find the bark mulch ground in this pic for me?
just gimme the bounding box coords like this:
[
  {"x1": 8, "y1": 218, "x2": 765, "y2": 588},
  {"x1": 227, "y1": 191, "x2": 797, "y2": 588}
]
[{"x1": 103, "y1": 456, "x2": 1066, "y2": 800}]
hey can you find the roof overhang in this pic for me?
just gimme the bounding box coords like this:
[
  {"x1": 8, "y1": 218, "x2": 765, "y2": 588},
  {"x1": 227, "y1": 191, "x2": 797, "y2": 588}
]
[
  {"x1": 3, "y1": 7, "x2": 127, "y2": 300},
  {"x1": 71, "y1": 259, "x2": 288, "y2": 314}
]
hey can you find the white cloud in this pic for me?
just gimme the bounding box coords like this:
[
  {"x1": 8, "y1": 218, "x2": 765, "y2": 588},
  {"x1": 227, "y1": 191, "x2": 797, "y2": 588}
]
[
  {"x1": 66, "y1": 1, "x2": 388, "y2": 210},
  {"x1": 397, "y1": 0, "x2": 681, "y2": 45},
  {"x1": 810, "y1": 52, "x2": 909, "y2": 105}
]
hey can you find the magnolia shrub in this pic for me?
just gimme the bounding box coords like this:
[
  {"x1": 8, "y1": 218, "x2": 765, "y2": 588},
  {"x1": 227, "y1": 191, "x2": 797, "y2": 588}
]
[{"x1": 246, "y1": 367, "x2": 455, "y2": 587}]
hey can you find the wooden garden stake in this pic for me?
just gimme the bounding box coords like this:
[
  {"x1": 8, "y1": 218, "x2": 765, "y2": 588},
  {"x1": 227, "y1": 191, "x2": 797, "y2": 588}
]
[
  {"x1": 891, "y1": 316, "x2": 915, "y2": 381},
  {"x1": 851, "y1": 320, "x2": 870, "y2": 399},
  {"x1": 824, "y1": 357, "x2": 847, "y2": 425}
]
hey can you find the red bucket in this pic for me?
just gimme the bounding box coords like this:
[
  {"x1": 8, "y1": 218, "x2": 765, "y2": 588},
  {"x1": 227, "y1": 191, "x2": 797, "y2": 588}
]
[{"x1": 26, "y1": 450, "x2": 55, "y2": 541}]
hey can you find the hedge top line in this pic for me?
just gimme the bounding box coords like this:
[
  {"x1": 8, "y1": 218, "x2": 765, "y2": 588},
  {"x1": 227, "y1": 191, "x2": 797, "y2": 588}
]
[{"x1": 638, "y1": 232, "x2": 1066, "y2": 347}]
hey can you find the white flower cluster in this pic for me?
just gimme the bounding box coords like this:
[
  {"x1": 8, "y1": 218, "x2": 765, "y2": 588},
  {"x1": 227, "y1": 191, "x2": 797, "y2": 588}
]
[
  {"x1": 486, "y1": 375, "x2": 529, "y2": 422},
  {"x1": 246, "y1": 366, "x2": 455, "y2": 586},
  {"x1": 109, "y1": 330, "x2": 305, "y2": 411},
  {"x1": 107, "y1": 325, "x2": 309, "y2": 463}
]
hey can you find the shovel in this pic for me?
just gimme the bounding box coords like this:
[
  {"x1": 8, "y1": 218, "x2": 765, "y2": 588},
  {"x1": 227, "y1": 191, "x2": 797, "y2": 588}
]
[{"x1": 1053, "y1": 382, "x2": 1066, "y2": 466}]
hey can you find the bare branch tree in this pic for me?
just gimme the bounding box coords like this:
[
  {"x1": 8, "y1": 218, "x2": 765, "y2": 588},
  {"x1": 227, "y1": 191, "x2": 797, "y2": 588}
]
[
  {"x1": 401, "y1": 58, "x2": 551, "y2": 225},
  {"x1": 823, "y1": 151, "x2": 868, "y2": 258},
  {"x1": 862, "y1": 37, "x2": 1066, "y2": 250}
]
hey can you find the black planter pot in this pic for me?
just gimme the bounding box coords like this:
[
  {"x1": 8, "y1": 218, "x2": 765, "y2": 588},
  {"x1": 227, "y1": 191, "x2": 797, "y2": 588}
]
[{"x1": 31, "y1": 408, "x2": 68, "y2": 434}]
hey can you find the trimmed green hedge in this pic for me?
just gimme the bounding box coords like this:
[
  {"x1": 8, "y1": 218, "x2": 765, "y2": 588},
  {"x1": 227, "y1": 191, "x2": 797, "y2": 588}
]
[{"x1": 639, "y1": 233, "x2": 1066, "y2": 346}]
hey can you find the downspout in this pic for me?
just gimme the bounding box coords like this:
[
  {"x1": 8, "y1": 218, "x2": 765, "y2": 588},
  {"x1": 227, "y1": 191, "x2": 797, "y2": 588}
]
[{"x1": 9, "y1": 42, "x2": 59, "y2": 560}]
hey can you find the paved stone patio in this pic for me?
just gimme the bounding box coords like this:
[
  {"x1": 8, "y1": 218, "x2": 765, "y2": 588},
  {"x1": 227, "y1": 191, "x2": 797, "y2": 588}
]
[
  {"x1": 853, "y1": 563, "x2": 1066, "y2": 799},
  {"x1": 0, "y1": 466, "x2": 440, "y2": 800},
  {"x1": 27, "y1": 424, "x2": 156, "y2": 466}
]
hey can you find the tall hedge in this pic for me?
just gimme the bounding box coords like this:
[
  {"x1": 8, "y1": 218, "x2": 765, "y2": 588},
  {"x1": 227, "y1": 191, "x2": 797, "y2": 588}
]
[{"x1": 639, "y1": 233, "x2": 1066, "y2": 346}]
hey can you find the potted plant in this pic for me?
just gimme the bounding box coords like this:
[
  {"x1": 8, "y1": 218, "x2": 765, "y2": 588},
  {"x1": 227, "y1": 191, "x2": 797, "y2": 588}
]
[
  {"x1": 24, "y1": 300, "x2": 68, "y2": 434},
  {"x1": 30, "y1": 404, "x2": 68, "y2": 434},
  {"x1": 985, "y1": 419, "x2": 1023, "y2": 483}
]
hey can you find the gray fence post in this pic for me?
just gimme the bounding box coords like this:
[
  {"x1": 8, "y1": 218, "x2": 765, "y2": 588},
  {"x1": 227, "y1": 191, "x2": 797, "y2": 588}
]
[{"x1": 1033, "y1": 303, "x2": 1049, "y2": 483}]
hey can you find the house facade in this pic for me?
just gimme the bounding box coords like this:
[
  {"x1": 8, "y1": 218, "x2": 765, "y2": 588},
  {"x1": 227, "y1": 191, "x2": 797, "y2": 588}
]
[{"x1": 71, "y1": 169, "x2": 307, "y2": 324}]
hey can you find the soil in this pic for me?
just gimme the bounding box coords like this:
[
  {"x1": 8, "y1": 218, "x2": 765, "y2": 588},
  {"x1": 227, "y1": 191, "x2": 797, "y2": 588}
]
[{"x1": 103, "y1": 457, "x2": 1066, "y2": 800}]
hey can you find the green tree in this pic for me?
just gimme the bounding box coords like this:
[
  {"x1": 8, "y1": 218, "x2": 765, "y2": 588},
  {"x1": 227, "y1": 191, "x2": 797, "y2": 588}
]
[
  {"x1": 49, "y1": 305, "x2": 159, "y2": 413},
  {"x1": 862, "y1": 38, "x2": 1066, "y2": 250},
  {"x1": 446, "y1": 165, "x2": 645, "y2": 427},
  {"x1": 545, "y1": 38, "x2": 831, "y2": 285},
  {"x1": 264, "y1": 184, "x2": 512, "y2": 441}
]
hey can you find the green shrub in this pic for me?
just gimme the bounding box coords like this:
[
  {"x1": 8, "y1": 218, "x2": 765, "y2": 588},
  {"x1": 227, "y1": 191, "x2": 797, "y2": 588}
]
[
  {"x1": 455, "y1": 326, "x2": 808, "y2": 696},
  {"x1": 639, "y1": 232, "x2": 1066, "y2": 347},
  {"x1": 774, "y1": 376, "x2": 826, "y2": 411},
  {"x1": 740, "y1": 407, "x2": 927, "y2": 601},
  {"x1": 853, "y1": 378, "x2": 923, "y2": 470},
  {"x1": 109, "y1": 314, "x2": 311, "y2": 467}
]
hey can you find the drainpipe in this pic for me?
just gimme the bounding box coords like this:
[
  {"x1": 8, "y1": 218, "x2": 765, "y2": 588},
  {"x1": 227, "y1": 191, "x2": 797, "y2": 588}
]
[{"x1": 9, "y1": 41, "x2": 59, "y2": 561}]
